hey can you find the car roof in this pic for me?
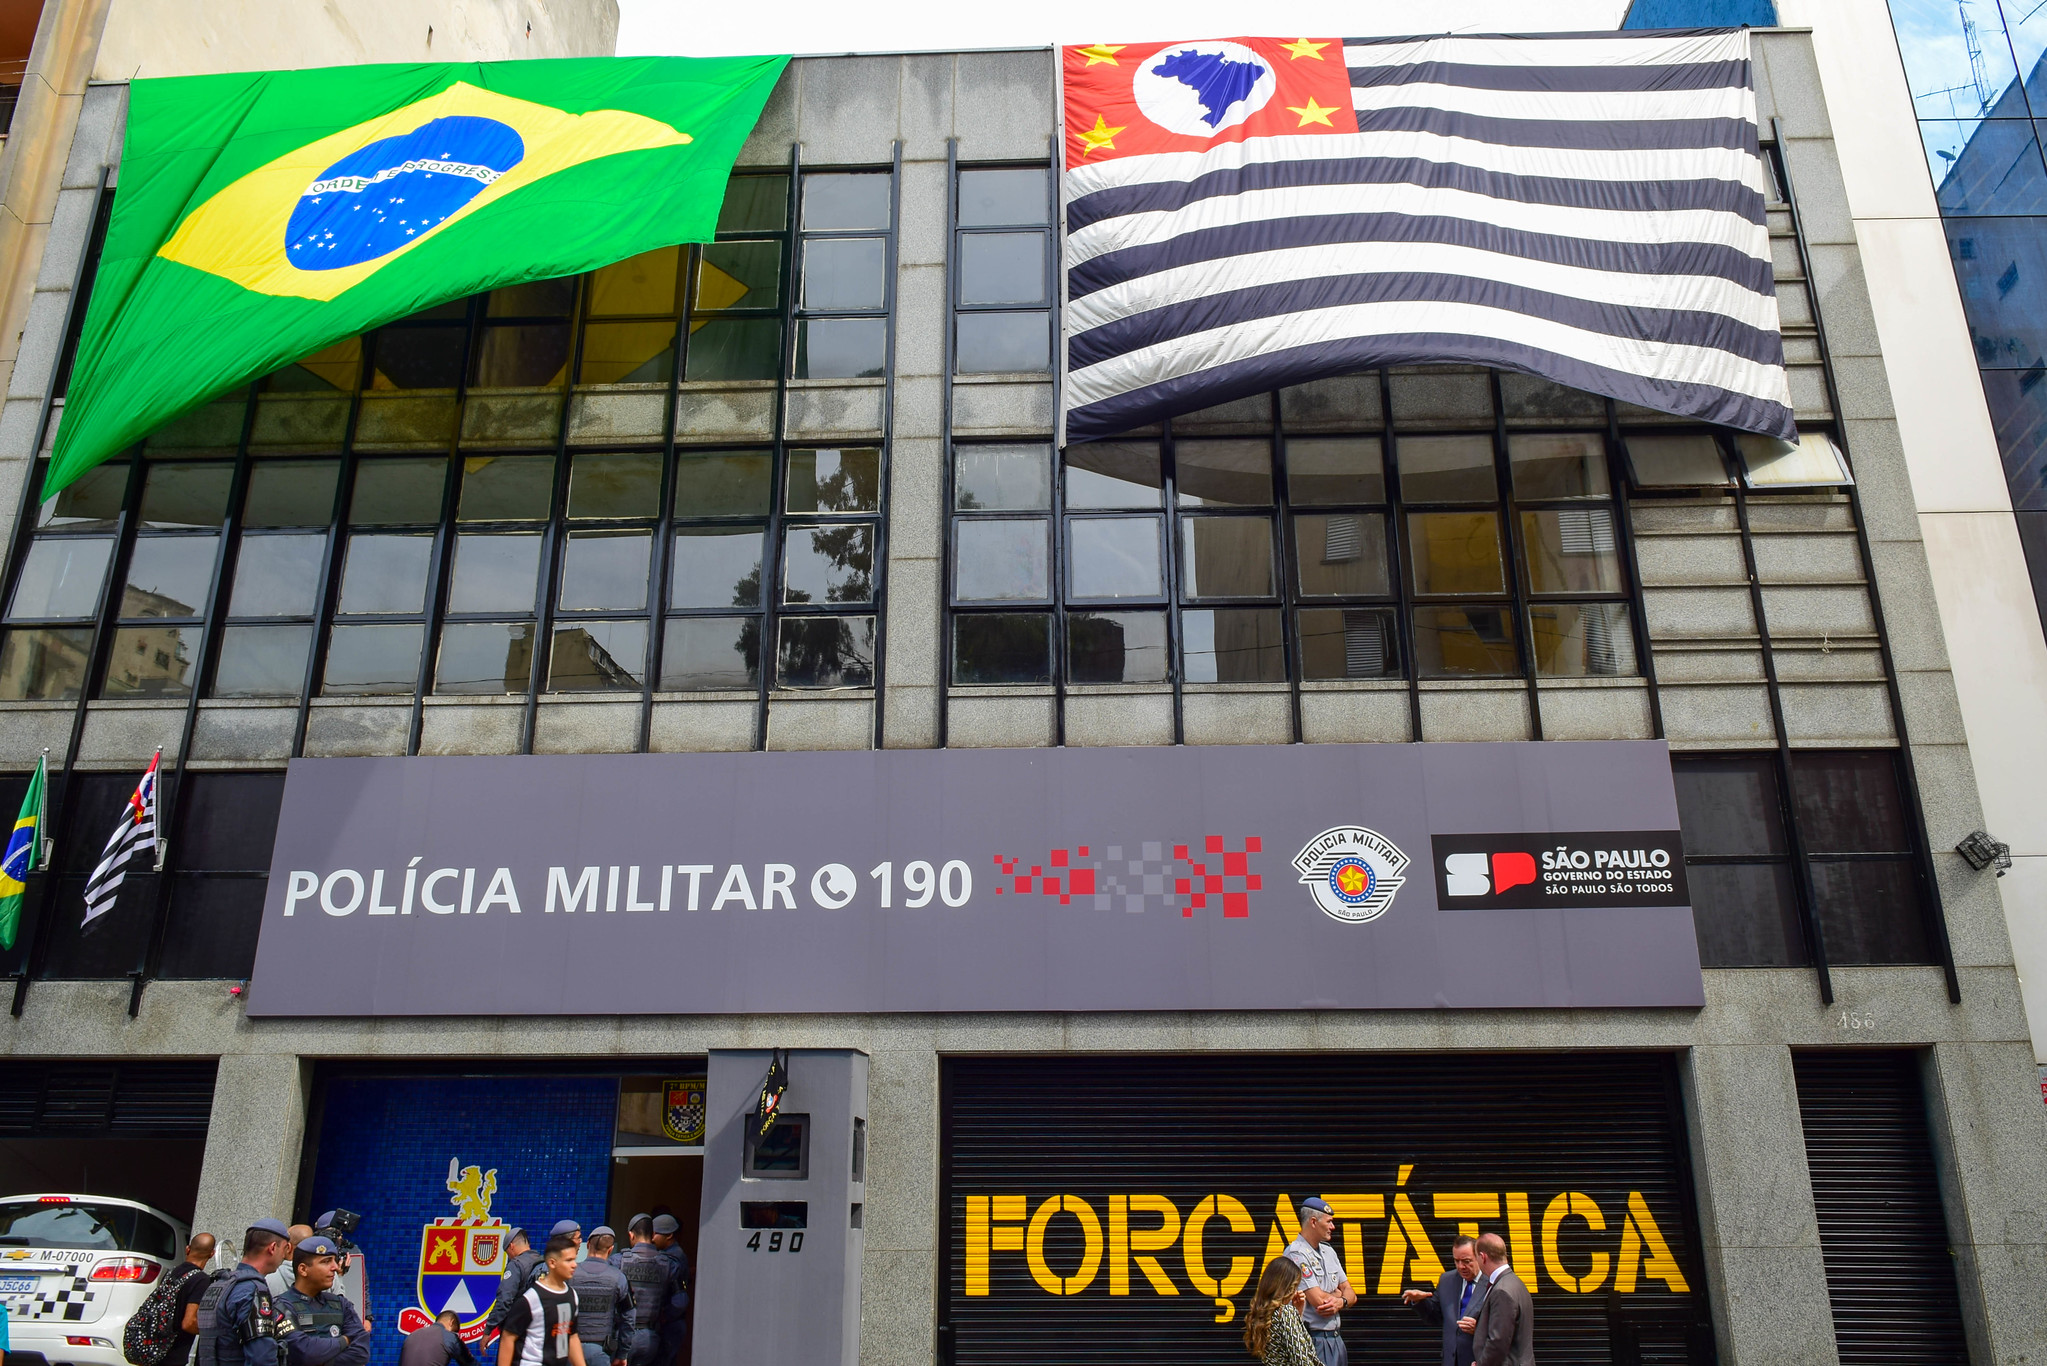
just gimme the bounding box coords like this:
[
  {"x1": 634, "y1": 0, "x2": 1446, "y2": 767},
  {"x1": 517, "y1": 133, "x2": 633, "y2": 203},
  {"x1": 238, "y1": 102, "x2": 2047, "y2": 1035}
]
[{"x1": 0, "y1": 1193, "x2": 190, "y2": 1237}]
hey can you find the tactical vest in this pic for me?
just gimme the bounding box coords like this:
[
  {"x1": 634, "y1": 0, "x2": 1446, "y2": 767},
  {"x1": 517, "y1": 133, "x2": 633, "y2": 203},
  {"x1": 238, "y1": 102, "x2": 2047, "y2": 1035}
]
[
  {"x1": 280, "y1": 1291, "x2": 346, "y2": 1338},
  {"x1": 621, "y1": 1254, "x2": 668, "y2": 1330},
  {"x1": 570, "y1": 1270, "x2": 616, "y2": 1344},
  {"x1": 196, "y1": 1268, "x2": 265, "y2": 1366}
]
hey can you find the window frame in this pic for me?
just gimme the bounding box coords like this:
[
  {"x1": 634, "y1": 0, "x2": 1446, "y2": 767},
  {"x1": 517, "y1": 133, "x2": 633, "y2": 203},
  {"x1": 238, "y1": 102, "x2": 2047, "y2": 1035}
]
[{"x1": 949, "y1": 160, "x2": 1055, "y2": 377}]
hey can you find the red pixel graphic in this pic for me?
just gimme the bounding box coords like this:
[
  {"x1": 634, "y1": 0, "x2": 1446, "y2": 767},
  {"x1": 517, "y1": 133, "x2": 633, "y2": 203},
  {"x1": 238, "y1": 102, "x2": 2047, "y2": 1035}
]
[{"x1": 992, "y1": 837, "x2": 1261, "y2": 915}]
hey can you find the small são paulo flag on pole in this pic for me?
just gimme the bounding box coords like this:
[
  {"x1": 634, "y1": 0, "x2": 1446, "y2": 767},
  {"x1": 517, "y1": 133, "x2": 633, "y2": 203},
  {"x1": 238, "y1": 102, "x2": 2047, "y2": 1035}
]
[{"x1": 81, "y1": 750, "x2": 162, "y2": 931}]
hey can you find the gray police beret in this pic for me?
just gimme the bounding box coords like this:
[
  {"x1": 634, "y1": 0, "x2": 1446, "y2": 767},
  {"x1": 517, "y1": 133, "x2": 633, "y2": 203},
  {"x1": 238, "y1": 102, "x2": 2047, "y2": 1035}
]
[
  {"x1": 294, "y1": 1236, "x2": 341, "y2": 1258},
  {"x1": 651, "y1": 1214, "x2": 679, "y2": 1235},
  {"x1": 507, "y1": 1227, "x2": 526, "y2": 1243},
  {"x1": 627, "y1": 1213, "x2": 652, "y2": 1231},
  {"x1": 249, "y1": 1218, "x2": 291, "y2": 1238},
  {"x1": 550, "y1": 1219, "x2": 581, "y2": 1236},
  {"x1": 1299, "y1": 1196, "x2": 1334, "y2": 1215},
  {"x1": 314, "y1": 1211, "x2": 337, "y2": 1229},
  {"x1": 589, "y1": 1226, "x2": 615, "y2": 1240}
]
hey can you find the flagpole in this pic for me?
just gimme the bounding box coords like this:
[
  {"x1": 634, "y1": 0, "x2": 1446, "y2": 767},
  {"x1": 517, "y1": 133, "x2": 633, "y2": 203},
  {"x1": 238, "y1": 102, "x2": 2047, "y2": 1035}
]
[
  {"x1": 34, "y1": 750, "x2": 51, "y2": 872},
  {"x1": 150, "y1": 746, "x2": 167, "y2": 873}
]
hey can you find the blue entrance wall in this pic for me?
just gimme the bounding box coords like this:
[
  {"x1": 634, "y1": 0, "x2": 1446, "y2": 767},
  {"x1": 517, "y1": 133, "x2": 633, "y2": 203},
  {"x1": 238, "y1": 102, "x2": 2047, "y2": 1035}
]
[{"x1": 306, "y1": 1075, "x2": 617, "y2": 1366}]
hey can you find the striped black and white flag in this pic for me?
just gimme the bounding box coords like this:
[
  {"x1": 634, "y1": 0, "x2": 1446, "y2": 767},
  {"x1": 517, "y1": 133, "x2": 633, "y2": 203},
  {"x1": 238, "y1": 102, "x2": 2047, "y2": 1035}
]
[
  {"x1": 81, "y1": 749, "x2": 161, "y2": 930},
  {"x1": 1059, "y1": 31, "x2": 1792, "y2": 443}
]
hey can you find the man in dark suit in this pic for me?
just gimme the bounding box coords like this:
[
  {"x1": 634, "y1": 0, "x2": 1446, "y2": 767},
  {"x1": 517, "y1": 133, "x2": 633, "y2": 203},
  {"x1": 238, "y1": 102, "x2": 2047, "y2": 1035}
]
[
  {"x1": 1469, "y1": 1233, "x2": 1535, "y2": 1366},
  {"x1": 1400, "y1": 1235, "x2": 1483, "y2": 1366}
]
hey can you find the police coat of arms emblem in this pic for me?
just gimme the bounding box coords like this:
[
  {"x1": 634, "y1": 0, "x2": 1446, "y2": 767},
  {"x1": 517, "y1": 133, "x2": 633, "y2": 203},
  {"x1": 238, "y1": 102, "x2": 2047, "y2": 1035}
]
[
  {"x1": 1293, "y1": 825, "x2": 1408, "y2": 924},
  {"x1": 662, "y1": 1077, "x2": 706, "y2": 1144},
  {"x1": 394, "y1": 1158, "x2": 509, "y2": 1341}
]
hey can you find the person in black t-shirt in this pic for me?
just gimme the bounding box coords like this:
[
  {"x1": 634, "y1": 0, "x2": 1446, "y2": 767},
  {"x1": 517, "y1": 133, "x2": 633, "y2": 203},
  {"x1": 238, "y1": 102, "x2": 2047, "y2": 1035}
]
[
  {"x1": 163, "y1": 1233, "x2": 219, "y2": 1366},
  {"x1": 495, "y1": 1235, "x2": 585, "y2": 1366}
]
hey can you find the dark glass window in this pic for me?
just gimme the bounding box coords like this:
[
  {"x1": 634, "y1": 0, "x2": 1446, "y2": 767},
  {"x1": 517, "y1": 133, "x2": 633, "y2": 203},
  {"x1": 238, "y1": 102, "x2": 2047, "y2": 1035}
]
[
  {"x1": 793, "y1": 169, "x2": 891, "y2": 381},
  {"x1": 953, "y1": 613, "x2": 1050, "y2": 684},
  {"x1": 1673, "y1": 750, "x2": 1932, "y2": 970},
  {"x1": 1068, "y1": 611, "x2": 1168, "y2": 683},
  {"x1": 949, "y1": 444, "x2": 1056, "y2": 682},
  {"x1": 1791, "y1": 751, "x2": 1932, "y2": 965},
  {"x1": 1673, "y1": 754, "x2": 1808, "y2": 967},
  {"x1": 953, "y1": 164, "x2": 1051, "y2": 374}
]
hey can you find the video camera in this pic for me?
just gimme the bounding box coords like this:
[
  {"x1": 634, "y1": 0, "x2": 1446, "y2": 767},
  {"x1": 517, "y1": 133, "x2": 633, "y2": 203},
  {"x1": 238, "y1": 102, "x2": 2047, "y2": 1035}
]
[{"x1": 314, "y1": 1208, "x2": 362, "y2": 1252}]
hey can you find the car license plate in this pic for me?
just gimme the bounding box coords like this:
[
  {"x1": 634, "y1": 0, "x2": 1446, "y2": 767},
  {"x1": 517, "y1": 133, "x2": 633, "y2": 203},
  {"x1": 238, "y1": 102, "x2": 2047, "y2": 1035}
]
[{"x1": 0, "y1": 1274, "x2": 38, "y2": 1294}]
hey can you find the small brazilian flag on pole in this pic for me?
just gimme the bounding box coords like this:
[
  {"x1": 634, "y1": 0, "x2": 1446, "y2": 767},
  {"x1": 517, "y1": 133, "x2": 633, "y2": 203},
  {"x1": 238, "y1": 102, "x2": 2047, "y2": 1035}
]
[
  {"x1": 46, "y1": 53, "x2": 790, "y2": 497},
  {"x1": 0, "y1": 753, "x2": 49, "y2": 951}
]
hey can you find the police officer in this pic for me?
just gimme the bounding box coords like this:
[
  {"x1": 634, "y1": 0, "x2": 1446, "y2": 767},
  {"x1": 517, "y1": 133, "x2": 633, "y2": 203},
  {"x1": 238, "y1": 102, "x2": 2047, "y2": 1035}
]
[
  {"x1": 569, "y1": 1228, "x2": 631, "y2": 1366},
  {"x1": 265, "y1": 1227, "x2": 315, "y2": 1297},
  {"x1": 196, "y1": 1220, "x2": 294, "y2": 1366},
  {"x1": 482, "y1": 1230, "x2": 541, "y2": 1335},
  {"x1": 275, "y1": 1237, "x2": 370, "y2": 1366},
  {"x1": 607, "y1": 1223, "x2": 642, "y2": 1272},
  {"x1": 618, "y1": 1222, "x2": 675, "y2": 1366},
  {"x1": 646, "y1": 1218, "x2": 688, "y2": 1366}
]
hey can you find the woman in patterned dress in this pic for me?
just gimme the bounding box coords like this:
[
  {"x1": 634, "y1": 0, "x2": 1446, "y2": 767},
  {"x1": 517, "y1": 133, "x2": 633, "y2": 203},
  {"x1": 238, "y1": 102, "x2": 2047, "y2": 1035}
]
[{"x1": 1242, "y1": 1257, "x2": 1318, "y2": 1366}]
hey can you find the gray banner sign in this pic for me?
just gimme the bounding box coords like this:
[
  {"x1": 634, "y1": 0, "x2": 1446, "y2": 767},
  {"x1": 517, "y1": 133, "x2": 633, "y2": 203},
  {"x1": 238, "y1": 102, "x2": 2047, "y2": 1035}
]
[{"x1": 248, "y1": 740, "x2": 1703, "y2": 1016}]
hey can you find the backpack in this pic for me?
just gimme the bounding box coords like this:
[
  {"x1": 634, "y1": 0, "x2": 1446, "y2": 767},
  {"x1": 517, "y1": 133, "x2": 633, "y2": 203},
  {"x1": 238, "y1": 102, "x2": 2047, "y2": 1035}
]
[{"x1": 123, "y1": 1264, "x2": 209, "y2": 1366}]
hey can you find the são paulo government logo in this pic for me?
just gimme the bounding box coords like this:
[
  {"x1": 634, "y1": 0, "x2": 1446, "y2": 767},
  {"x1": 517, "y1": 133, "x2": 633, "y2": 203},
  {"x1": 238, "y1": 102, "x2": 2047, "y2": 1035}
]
[{"x1": 1292, "y1": 826, "x2": 1409, "y2": 924}]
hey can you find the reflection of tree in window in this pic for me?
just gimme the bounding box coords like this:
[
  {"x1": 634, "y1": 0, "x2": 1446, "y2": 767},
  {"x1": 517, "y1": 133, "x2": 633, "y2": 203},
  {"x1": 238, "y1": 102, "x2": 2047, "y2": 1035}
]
[
  {"x1": 783, "y1": 525, "x2": 873, "y2": 604},
  {"x1": 778, "y1": 617, "x2": 874, "y2": 687}
]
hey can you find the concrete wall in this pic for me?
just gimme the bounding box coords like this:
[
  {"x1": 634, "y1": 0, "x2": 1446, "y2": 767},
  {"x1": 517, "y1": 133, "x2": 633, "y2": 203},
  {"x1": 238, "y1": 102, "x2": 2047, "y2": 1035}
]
[{"x1": 90, "y1": 0, "x2": 619, "y2": 82}]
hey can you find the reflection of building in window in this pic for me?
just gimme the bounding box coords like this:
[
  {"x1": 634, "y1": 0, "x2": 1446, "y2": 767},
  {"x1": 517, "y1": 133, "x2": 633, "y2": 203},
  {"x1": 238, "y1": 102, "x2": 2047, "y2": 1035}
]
[
  {"x1": 119, "y1": 584, "x2": 200, "y2": 620},
  {"x1": 0, "y1": 627, "x2": 88, "y2": 697},
  {"x1": 551, "y1": 627, "x2": 637, "y2": 690},
  {"x1": 107, "y1": 622, "x2": 194, "y2": 694}
]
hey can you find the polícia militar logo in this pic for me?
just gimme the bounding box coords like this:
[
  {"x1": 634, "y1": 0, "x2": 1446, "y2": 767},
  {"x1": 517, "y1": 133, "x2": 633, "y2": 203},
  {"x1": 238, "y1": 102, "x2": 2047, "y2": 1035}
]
[
  {"x1": 287, "y1": 115, "x2": 526, "y2": 270},
  {"x1": 1133, "y1": 41, "x2": 1276, "y2": 137},
  {"x1": 1293, "y1": 826, "x2": 1408, "y2": 925}
]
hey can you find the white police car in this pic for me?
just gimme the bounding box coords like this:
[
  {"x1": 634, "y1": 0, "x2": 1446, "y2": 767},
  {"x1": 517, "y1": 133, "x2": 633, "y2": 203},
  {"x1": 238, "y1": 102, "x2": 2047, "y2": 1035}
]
[{"x1": 0, "y1": 1194, "x2": 192, "y2": 1366}]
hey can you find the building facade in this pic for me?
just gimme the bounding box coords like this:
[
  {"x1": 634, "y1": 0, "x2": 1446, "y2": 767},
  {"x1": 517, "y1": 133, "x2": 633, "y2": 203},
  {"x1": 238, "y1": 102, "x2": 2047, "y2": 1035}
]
[{"x1": 1, "y1": 25, "x2": 2044, "y2": 1366}]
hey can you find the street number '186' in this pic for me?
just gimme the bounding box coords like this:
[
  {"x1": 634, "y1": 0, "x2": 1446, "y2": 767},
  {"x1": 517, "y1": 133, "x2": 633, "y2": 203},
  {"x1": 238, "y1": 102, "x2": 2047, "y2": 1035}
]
[{"x1": 746, "y1": 1231, "x2": 804, "y2": 1252}]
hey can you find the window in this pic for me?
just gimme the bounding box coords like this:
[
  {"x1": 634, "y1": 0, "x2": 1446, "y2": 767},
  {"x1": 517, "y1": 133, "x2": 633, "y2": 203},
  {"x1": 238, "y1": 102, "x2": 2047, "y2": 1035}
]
[
  {"x1": 3, "y1": 166, "x2": 901, "y2": 723},
  {"x1": 1791, "y1": 751, "x2": 1930, "y2": 965},
  {"x1": 1674, "y1": 750, "x2": 1932, "y2": 970},
  {"x1": 552, "y1": 452, "x2": 659, "y2": 691},
  {"x1": 953, "y1": 166, "x2": 1052, "y2": 374},
  {"x1": 323, "y1": 457, "x2": 446, "y2": 695},
  {"x1": 1, "y1": 461, "x2": 125, "y2": 700},
  {"x1": 945, "y1": 391, "x2": 1640, "y2": 687},
  {"x1": 215, "y1": 459, "x2": 338, "y2": 697},
  {"x1": 795, "y1": 172, "x2": 891, "y2": 380},
  {"x1": 1673, "y1": 754, "x2": 1807, "y2": 967},
  {"x1": 435, "y1": 455, "x2": 553, "y2": 694},
  {"x1": 777, "y1": 447, "x2": 880, "y2": 687},
  {"x1": 951, "y1": 443, "x2": 1055, "y2": 683},
  {"x1": 686, "y1": 173, "x2": 789, "y2": 382},
  {"x1": 1510, "y1": 433, "x2": 1636, "y2": 678},
  {"x1": 664, "y1": 450, "x2": 770, "y2": 691},
  {"x1": 157, "y1": 772, "x2": 283, "y2": 979}
]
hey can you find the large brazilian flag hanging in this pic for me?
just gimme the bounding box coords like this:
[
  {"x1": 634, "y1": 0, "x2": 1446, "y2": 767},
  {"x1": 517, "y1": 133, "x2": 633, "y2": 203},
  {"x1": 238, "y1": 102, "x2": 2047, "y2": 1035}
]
[{"x1": 47, "y1": 54, "x2": 790, "y2": 497}]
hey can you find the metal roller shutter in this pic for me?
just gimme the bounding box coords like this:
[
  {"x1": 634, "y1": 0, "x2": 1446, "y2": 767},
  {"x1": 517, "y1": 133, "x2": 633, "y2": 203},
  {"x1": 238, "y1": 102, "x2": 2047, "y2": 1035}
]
[
  {"x1": 1793, "y1": 1051, "x2": 1969, "y2": 1365},
  {"x1": 940, "y1": 1054, "x2": 1711, "y2": 1366},
  {"x1": 0, "y1": 1060, "x2": 216, "y2": 1137}
]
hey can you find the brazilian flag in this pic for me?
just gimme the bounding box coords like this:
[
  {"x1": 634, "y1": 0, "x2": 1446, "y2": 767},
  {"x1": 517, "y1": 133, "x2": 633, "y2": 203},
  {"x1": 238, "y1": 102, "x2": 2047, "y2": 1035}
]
[
  {"x1": 47, "y1": 54, "x2": 789, "y2": 497},
  {"x1": 0, "y1": 754, "x2": 47, "y2": 951}
]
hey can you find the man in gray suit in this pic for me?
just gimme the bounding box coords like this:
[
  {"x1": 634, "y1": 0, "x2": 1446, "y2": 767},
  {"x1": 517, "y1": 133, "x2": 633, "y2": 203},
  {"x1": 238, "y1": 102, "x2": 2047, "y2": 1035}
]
[{"x1": 1468, "y1": 1233, "x2": 1534, "y2": 1366}]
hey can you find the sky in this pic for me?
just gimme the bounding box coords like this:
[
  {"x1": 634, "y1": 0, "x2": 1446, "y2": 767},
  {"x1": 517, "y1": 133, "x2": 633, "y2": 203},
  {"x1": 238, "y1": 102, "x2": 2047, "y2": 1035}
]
[{"x1": 615, "y1": 0, "x2": 1633, "y2": 59}]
